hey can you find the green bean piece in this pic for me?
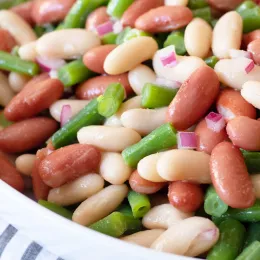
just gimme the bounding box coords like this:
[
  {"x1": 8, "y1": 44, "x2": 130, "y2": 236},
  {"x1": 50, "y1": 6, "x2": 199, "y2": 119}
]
[
  {"x1": 123, "y1": 29, "x2": 152, "y2": 42},
  {"x1": 243, "y1": 222, "x2": 260, "y2": 249},
  {"x1": 58, "y1": 59, "x2": 94, "y2": 88},
  {"x1": 236, "y1": 1, "x2": 256, "y2": 13},
  {"x1": 163, "y1": 31, "x2": 186, "y2": 55},
  {"x1": 102, "y1": 32, "x2": 118, "y2": 44},
  {"x1": 141, "y1": 83, "x2": 178, "y2": 109},
  {"x1": 107, "y1": 0, "x2": 134, "y2": 19},
  {"x1": 97, "y1": 83, "x2": 125, "y2": 117},
  {"x1": 34, "y1": 24, "x2": 55, "y2": 37},
  {"x1": 188, "y1": 0, "x2": 208, "y2": 9},
  {"x1": 207, "y1": 219, "x2": 245, "y2": 260},
  {"x1": 192, "y1": 7, "x2": 212, "y2": 23},
  {"x1": 0, "y1": 112, "x2": 12, "y2": 128},
  {"x1": 116, "y1": 204, "x2": 133, "y2": 217},
  {"x1": 0, "y1": 51, "x2": 39, "y2": 76},
  {"x1": 122, "y1": 123, "x2": 177, "y2": 168},
  {"x1": 51, "y1": 99, "x2": 105, "y2": 148},
  {"x1": 211, "y1": 19, "x2": 218, "y2": 28},
  {"x1": 0, "y1": 0, "x2": 28, "y2": 9},
  {"x1": 242, "y1": 150, "x2": 260, "y2": 173},
  {"x1": 116, "y1": 27, "x2": 131, "y2": 45},
  {"x1": 90, "y1": 212, "x2": 141, "y2": 237},
  {"x1": 62, "y1": 0, "x2": 109, "y2": 29},
  {"x1": 38, "y1": 200, "x2": 73, "y2": 219},
  {"x1": 11, "y1": 46, "x2": 19, "y2": 57},
  {"x1": 205, "y1": 56, "x2": 219, "y2": 69},
  {"x1": 128, "y1": 191, "x2": 151, "y2": 219},
  {"x1": 236, "y1": 241, "x2": 260, "y2": 260},
  {"x1": 204, "y1": 186, "x2": 228, "y2": 217}
]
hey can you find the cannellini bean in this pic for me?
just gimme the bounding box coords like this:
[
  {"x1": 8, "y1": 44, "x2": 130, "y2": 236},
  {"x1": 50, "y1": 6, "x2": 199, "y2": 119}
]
[
  {"x1": 212, "y1": 11, "x2": 242, "y2": 59},
  {"x1": 121, "y1": 107, "x2": 167, "y2": 136},
  {"x1": 0, "y1": 71, "x2": 15, "y2": 107},
  {"x1": 104, "y1": 36, "x2": 158, "y2": 75},
  {"x1": 164, "y1": 0, "x2": 188, "y2": 6},
  {"x1": 142, "y1": 204, "x2": 193, "y2": 229},
  {"x1": 36, "y1": 29, "x2": 101, "y2": 59},
  {"x1": 215, "y1": 57, "x2": 260, "y2": 90},
  {"x1": 8, "y1": 72, "x2": 31, "y2": 93},
  {"x1": 77, "y1": 126, "x2": 141, "y2": 152},
  {"x1": 241, "y1": 81, "x2": 260, "y2": 109},
  {"x1": 50, "y1": 99, "x2": 90, "y2": 122},
  {"x1": 138, "y1": 153, "x2": 166, "y2": 182},
  {"x1": 105, "y1": 96, "x2": 142, "y2": 127},
  {"x1": 251, "y1": 174, "x2": 260, "y2": 199},
  {"x1": 15, "y1": 154, "x2": 36, "y2": 176},
  {"x1": 128, "y1": 65, "x2": 156, "y2": 95},
  {"x1": 184, "y1": 18, "x2": 212, "y2": 58},
  {"x1": 121, "y1": 229, "x2": 165, "y2": 248},
  {"x1": 72, "y1": 184, "x2": 128, "y2": 226},
  {"x1": 99, "y1": 152, "x2": 132, "y2": 185},
  {"x1": 18, "y1": 41, "x2": 37, "y2": 61},
  {"x1": 151, "y1": 217, "x2": 219, "y2": 257},
  {"x1": 48, "y1": 174, "x2": 105, "y2": 206},
  {"x1": 157, "y1": 149, "x2": 211, "y2": 183},
  {"x1": 0, "y1": 10, "x2": 37, "y2": 45}
]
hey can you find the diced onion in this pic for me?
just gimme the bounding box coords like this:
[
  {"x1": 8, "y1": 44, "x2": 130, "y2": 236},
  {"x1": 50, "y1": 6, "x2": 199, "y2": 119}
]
[
  {"x1": 113, "y1": 20, "x2": 123, "y2": 34},
  {"x1": 60, "y1": 105, "x2": 72, "y2": 127},
  {"x1": 177, "y1": 132, "x2": 197, "y2": 149},
  {"x1": 36, "y1": 57, "x2": 66, "y2": 72},
  {"x1": 160, "y1": 52, "x2": 177, "y2": 67},
  {"x1": 155, "y1": 77, "x2": 181, "y2": 89},
  {"x1": 229, "y1": 49, "x2": 252, "y2": 59},
  {"x1": 205, "y1": 112, "x2": 226, "y2": 133},
  {"x1": 245, "y1": 60, "x2": 255, "y2": 74},
  {"x1": 95, "y1": 21, "x2": 114, "y2": 36}
]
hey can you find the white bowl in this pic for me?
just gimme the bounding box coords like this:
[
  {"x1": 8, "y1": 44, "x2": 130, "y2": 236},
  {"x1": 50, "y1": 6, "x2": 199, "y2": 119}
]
[{"x1": 0, "y1": 180, "x2": 191, "y2": 260}]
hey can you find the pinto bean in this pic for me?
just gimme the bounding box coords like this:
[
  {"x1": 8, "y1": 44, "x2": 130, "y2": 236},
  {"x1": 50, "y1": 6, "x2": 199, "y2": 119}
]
[
  {"x1": 11, "y1": 1, "x2": 34, "y2": 25},
  {"x1": 0, "y1": 29, "x2": 16, "y2": 52},
  {"x1": 248, "y1": 39, "x2": 260, "y2": 65},
  {"x1": 210, "y1": 141, "x2": 255, "y2": 208}
]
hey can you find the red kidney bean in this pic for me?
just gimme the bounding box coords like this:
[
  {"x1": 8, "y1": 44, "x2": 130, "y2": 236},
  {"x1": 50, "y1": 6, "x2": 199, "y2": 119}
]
[
  {"x1": 243, "y1": 29, "x2": 260, "y2": 49},
  {"x1": 248, "y1": 39, "x2": 260, "y2": 65},
  {"x1": 0, "y1": 29, "x2": 17, "y2": 53},
  {"x1": 11, "y1": 1, "x2": 34, "y2": 25}
]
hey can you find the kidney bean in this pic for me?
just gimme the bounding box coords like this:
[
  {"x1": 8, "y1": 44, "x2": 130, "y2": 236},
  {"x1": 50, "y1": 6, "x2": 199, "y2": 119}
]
[
  {"x1": 121, "y1": 0, "x2": 164, "y2": 27},
  {"x1": 11, "y1": 1, "x2": 34, "y2": 25},
  {"x1": 243, "y1": 29, "x2": 260, "y2": 49},
  {"x1": 248, "y1": 39, "x2": 260, "y2": 65},
  {"x1": 4, "y1": 76, "x2": 63, "y2": 121},
  {"x1": 85, "y1": 6, "x2": 110, "y2": 31},
  {"x1": 0, "y1": 152, "x2": 24, "y2": 192},
  {"x1": 135, "y1": 6, "x2": 193, "y2": 33},
  {"x1": 15, "y1": 154, "x2": 36, "y2": 176},
  {"x1": 83, "y1": 45, "x2": 117, "y2": 74},
  {"x1": 39, "y1": 144, "x2": 101, "y2": 188},
  {"x1": 195, "y1": 119, "x2": 228, "y2": 154},
  {"x1": 76, "y1": 74, "x2": 133, "y2": 100},
  {"x1": 0, "y1": 117, "x2": 58, "y2": 153},
  {"x1": 0, "y1": 29, "x2": 16, "y2": 52},
  {"x1": 210, "y1": 141, "x2": 255, "y2": 208},
  {"x1": 207, "y1": 0, "x2": 244, "y2": 11},
  {"x1": 216, "y1": 88, "x2": 256, "y2": 122},
  {"x1": 227, "y1": 116, "x2": 260, "y2": 151},
  {"x1": 32, "y1": 0, "x2": 75, "y2": 25},
  {"x1": 251, "y1": 174, "x2": 260, "y2": 199},
  {"x1": 166, "y1": 66, "x2": 219, "y2": 130}
]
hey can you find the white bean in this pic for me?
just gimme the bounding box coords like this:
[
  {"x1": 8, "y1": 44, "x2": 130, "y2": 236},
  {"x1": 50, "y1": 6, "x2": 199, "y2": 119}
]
[
  {"x1": 15, "y1": 154, "x2": 36, "y2": 176},
  {"x1": 77, "y1": 126, "x2": 141, "y2": 152},
  {"x1": 215, "y1": 57, "x2": 260, "y2": 90},
  {"x1": 105, "y1": 96, "x2": 142, "y2": 127},
  {"x1": 212, "y1": 11, "x2": 242, "y2": 59},
  {"x1": 0, "y1": 10, "x2": 37, "y2": 45},
  {"x1": 121, "y1": 229, "x2": 165, "y2": 248},
  {"x1": 164, "y1": 0, "x2": 188, "y2": 6},
  {"x1": 36, "y1": 29, "x2": 101, "y2": 59},
  {"x1": 18, "y1": 41, "x2": 37, "y2": 61},
  {"x1": 50, "y1": 99, "x2": 90, "y2": 122},
  {"x1": 99, "y1": 152, "x2": 132, "y2": 185},
  {"x1": 184, "y1": 18, "x2": 212, "y2": 59},
  {"x1": 72, "y1": 184, "x2": 128, "y2": 226},
  {"x1": 48, "y1": 174, "x2": 104, "y2": 206},
  {"x1": 128, "y1": 65, "x2": 156, "y2": 95},
  {"x1": 142, "y1": 204, "x2": 193, "y2": 230},
  {"x1": 121, "y1": 107, "x2": 167, "y2": 136},
  {"x1": 151, "y1": 217, "x2": 219, "y2": 256},
  {"x1": 251, "y1": 174, "x2": 260, "y2": 199},
  {"x1": 104, "y1": 37, "x2": 158, "y2": 75},
  {"x1": 8, "y1": 72, "x2": 31, "y2": 93},
  {"x1": 241, "y1": 81, "x2": 260, "y2": 109},
  {"x1": 157, "y1": 149, "x2": 211, "y2": 183},
  {"x1": 0, "y1": 71, "x2": 14, "y2": 107}
]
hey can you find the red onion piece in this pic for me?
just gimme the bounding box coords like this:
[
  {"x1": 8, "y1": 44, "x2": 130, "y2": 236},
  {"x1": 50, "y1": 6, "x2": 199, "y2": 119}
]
[
  {"x1": 155, "y1": 77, "x2": 181, "y2": 89},
  {"x1": 49, "y1": 70, "x2": 58, "y2": 79},
  {"x1": 229, "y1": 49, "x2": 252, "y2": 59},
  {"x1": 205, "y1": 112, "x2": 226, "y2": 132},
  {"x1": 160, "y1": 52, "x2": 177, "y2": 67},
  {"x1": 113, "y1": 20, "x2": 123, "y2": 34},
  {"x1": 36, "y1": 57, "x2": 66, "y2": 72},
  {"x1": 245, "y1": 60, "x2": 255, "y2": 74},
  {"x1": 177, "y1": 132, "x2": 197, "y2": 149},
  {"x1": 60, "y1": 105, "x2": 72, "y2": 127},
  {"x1": 96, "y1": 21, "x2": 114, "y2": 36}
]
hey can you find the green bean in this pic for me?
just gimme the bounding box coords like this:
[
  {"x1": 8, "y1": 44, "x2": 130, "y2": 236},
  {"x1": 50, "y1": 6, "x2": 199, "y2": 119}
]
[
  {"x1": 236, "y1": 241, "x2": 260, "y2": 260},
  {"x1": 116, "y1": 27, "x2": 131, "y2": 45},
  {"x1": 141, "y1": 83, "x2": 178, "y2": 109},
  {"x1": 0, "y1": 51, "x2": 39, "y2": 76},
  {"x1": 204, "y1": 186, "x2": 228, "y2": 217},
  {"x1": 211, "y1": 19, "x2": 218, "y2": 28},
  {"x1": 58, "y1": 59, "x2": 94, "y2": 88},
  {"x1": 243, "y1": 222, "x2": 260, "y2": 249},
  {"x1": 34, "y1": 24, "x2": 56, "y2": 37},
  {"x1": 188, "y1": 0, "x2": 208, "y2": 9},
  {"x1": 122, "y1": 123, "x2": 177, "y2": 167},
  {"x1": 116, "y1": 204, "x2": 133, "y2": 217},
  {"x1": 107, "y1": 0, "x2": 134, "y2": 19},
  {"x1": 242, "y1": 150, "x2": 260, "y2": 173},
  {"x1": 192, "y1": 7, "x2": 212, "y2": 23},
  {"x1": 236, "y1": 1, "x2": 256, "y2": 13},
  {"x1": 207, "y1": 219, "x2": 245, "y2": 260},
  {"x1": 205, "y1": 56, "x2": 219, "y2": 69},
  {"x1": 11, "y1": 46, "x2": 19, "y2": 57},
  {"x1": 123, "y1": 29, "x2": 152, "y2": 42},
  {"x1": 38, "y1": 200, "x2": 72, "y2": 219},
  {"x1": 102, "y1": 32, "x2": 118, "y2": 44},
  {"x1": 128, "y1": 191, "x2": 151, "y2": 219},
  {"x1": 163, "y1": 31, "x2": 186, "y2": 55},
  {"x1": 0, "y1": 112, "x2": 12, "y2": 128},
  {"x1": 97, "y1": 83, "x2": 125, "y2": 117},
  {"x1": 0, "y1": 0, "x2": 28, "y2": 9},
  {"x1": 51, "y1": 99, "x2": 105, "y2": 148}
]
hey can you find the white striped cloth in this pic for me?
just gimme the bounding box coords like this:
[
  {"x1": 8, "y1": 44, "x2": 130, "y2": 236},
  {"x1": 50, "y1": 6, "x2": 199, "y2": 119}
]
[{"x1": 0, "y1": 218, "x2": 64, "y2": 260}]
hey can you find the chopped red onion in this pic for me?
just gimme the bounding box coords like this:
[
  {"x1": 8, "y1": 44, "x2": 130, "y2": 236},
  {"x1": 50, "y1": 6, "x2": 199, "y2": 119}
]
[
  {"x1": 160, "y1": 51, "x2": 177, "y2": 67},
  {"x1": 155, "y1": 77, "x2": 181, "y2": 89},
  {"x1": 245, "y1": 60, "x2": 255, "y2": 74},
  {"x1": 229, "y1": 49, "x2": 252, "y2": 59},
  {"x1": 205, "y1": 112, "x2": 226, "y2": 132},
  {"x1": 113, "y1": 20, "x2": 123, "y2": 34},
  {"x1": 36, "y1": 57, "x2": 66, "y2": 72},
  {"x1": 60, "y1": 105, "x2": 72, "y2": 127},
  {"x1": 96, "y1": 21, "x2": 114, "y2": 36},
  {"x1": 49, "y1": 70, "x2": 58, "y2": 79},
  {"x1": 177, "y1": 132, "x2": 197, "y2": 149}
]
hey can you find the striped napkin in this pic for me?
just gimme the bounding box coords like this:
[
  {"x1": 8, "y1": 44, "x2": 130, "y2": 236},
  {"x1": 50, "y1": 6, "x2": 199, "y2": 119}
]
[{"x1": 0, "y1": 218, "x2": 64, "y2": 260}]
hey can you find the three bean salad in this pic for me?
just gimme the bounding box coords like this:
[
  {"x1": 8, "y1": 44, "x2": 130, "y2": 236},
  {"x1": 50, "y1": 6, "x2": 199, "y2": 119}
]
[{"x1": 1, "y1": 0, "x2": 260, "y2": 259}]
